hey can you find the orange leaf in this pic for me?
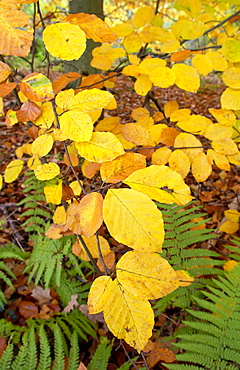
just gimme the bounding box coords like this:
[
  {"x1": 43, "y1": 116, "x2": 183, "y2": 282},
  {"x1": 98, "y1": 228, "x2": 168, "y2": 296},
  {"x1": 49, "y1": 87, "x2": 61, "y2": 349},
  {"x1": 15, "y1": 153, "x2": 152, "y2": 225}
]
[
  {"x1": 0, "y1": 82, "x2": 17, "y2": 97},
  {"x1": 63, "y1": 13, "x2": 117, "y2": 43},
  {"x1": 160, "y1": 127, "x2": 179, "y2": 146},
  {"x1": 81, "y1": 160, "x2": 101, "y2": 179},
  {"x1": 65, "y1": 202, "x2": 82, "y2": 235},
  {"x1": 79, "y1": 192, "x2": 103, "y2": 237},
  {"x1": 97, "y1": 251, "x2": 115, "y2": 272},
  {"x1": 147, "y1": 348, "x2": 176, "y2": 367},
  {"x1": 52, "y1": 72, "x2": 81, "y2": 94},
  {"x1": 18, "y1": 301, "x2": 38, "y2": 319},
  {"x1": 0, "y1": 61, "x2": 11, "y2": 83},
  {"x1": 16, "y1": 100, "x2": 41, "y2": 122},
  {"x1": 78, "y1": 74, "x2": 105, "y2": 90},
  {"x1": 171, "y1": 49, "x2": 191, "y2": 62},
  {"x1": 20, "y1": 73, "x2": 54, "y2": 102},
  {"x1": 0, "y1": 337, "x2": 6, "y2": 359}
]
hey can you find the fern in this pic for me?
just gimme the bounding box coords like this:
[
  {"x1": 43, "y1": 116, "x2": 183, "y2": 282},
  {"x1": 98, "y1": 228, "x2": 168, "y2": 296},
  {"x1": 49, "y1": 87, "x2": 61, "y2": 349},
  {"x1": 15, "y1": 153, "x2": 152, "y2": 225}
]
[
  {"x1": 224, "y1": 236, "x2": 240, "y2": 261},
  {"x1": 18, "y1": 171, "x2": 52, "y2": 236},
  {"x1": 154, "y1": 202, "x2": 224, "y2": 311},
  {"x1": 37, "y1": 324, "x2": 51, "y2": 370},
  {"x1": 165, "y1": 262, "x2": 240, "y2": 370},
  {"x1": 23, "y1": 234, "x2": 87, "y2": 288},
  {"x1": 68, "y1": 331, "x2": 80, "y2": 370},
  {"x1": 0, "y1": 245, "x2": 28, "y2": 309},
  {"x1": 0, "y1": 342, "x2": 13, "y2": 370},
  {"x1": 88, "y1": 337, "x2": 113, "y2": 370}
]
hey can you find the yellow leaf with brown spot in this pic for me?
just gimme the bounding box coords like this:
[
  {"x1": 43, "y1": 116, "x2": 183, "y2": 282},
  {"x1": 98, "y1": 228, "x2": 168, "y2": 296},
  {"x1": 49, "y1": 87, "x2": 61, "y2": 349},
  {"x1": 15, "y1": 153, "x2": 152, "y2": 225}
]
[
  {"x1": 116, "y1": 250, "x2": 193, "y2": 300},
  {"x1": 88, "y1": 277, "x2": 154, "y2": 353},
  {"x1": 20, "y1": 73, "x2": 54, "y2": 102},
  {"x1": 169, "y1": 150, "x2": 190, "y2": 178},
  {"x1": 75, "y1": 132, "x2": 124, "y2": 163},
  {"x1": 43, "y1": 23, "x2": 86, "y2": 61},
  {"x1": 100, "y1": 152, "x2": 146, "y2": 183},
  {"x1": 191, "y1": 153, "x2": 212, "y2": 182},
  {"x1": 81, "y1": 160, "x2": 101, "y2": 179},
  {"x1": 4, "y1": 159, "x2": 24, "y2": 183},
  {"x1": 34, "y1": 162, "x2": 60, "y2": 181},
  {"x1": 103, "y1": 188, "x2": 164, "y2": 253},
  {"x1": 123, "y1": 165, "x2": 193, "y2": 205}
]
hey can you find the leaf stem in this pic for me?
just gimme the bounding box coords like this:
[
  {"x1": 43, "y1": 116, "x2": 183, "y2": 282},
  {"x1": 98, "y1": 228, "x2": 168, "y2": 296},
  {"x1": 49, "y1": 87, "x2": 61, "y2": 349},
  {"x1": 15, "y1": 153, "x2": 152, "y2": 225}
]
[{"x1": 77, "y1": 235, "x2": 102, "y2": 275}]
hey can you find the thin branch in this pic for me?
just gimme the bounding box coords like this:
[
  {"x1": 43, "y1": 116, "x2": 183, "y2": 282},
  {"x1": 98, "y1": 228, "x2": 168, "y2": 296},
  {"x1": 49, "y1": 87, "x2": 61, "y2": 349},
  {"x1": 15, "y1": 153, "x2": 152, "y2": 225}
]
[
  {"x1": 96, "y1": 232, "x2": 108, "y2": 275},
  {"x1": 36, "y1": 0, "x2": 51, "y2": 78},
  {"x1": 31, "y1": 3, "x2": 37, "y2": 73},
  {"x1": 203, "y1": 10, "x2": 240, "y2": 36},
  {"x1": 77, "y1": 235, "x2": 102, "y2": 275}
]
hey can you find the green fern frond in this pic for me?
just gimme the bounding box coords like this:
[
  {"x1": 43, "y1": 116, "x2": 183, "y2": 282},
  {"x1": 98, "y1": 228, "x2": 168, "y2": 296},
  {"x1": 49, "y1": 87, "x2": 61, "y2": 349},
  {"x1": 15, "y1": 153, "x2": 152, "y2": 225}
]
[
  {"x1": 154, "y1": 202, "x2": 223, "y2": 311},
  {"x1": 37, "y1": 324, "x2": 51, "y2": 370},
  {"x1": 52, "y1": 323, "x2": 65, "y2": 370},
  {"x1": 0, "y1": 342, "x2": 13, "y2": 370},
  {"x1": 68, "y1": 331, "x2": 80, "y2": 370},
  {"x1": 165, "y1": 262, "x2": 240, "y2": 370},
  {"x1": 88, "y1": 337, "x2": 113, "y2": 370}
]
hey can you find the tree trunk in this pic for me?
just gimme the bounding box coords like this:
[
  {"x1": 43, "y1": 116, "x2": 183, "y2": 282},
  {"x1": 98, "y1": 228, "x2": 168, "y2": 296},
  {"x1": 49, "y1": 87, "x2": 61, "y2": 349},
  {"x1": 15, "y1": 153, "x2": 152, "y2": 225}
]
[{"x1": 65, "y1": 0, "x2": 104, "y2": 79}]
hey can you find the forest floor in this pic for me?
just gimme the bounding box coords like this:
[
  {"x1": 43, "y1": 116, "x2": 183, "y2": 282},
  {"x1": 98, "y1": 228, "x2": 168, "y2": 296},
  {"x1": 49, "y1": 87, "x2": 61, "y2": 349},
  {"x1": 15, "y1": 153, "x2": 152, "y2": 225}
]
[{"x1": 0, "y1": 74, "x2": 239, "y2": 369}]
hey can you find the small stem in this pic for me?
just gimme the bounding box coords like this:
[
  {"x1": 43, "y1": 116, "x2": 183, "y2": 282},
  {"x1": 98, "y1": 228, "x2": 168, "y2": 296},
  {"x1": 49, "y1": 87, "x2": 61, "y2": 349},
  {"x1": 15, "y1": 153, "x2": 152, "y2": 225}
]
[
  {"x1": 64, "y1": 142, "x2": 87, "y2": 195},
  {"x1": 77, "y1": 235, "x2": 102, "y2": 275},
  {"x1": 96, "y1": 232, "x2": 108, "y2": 275}
]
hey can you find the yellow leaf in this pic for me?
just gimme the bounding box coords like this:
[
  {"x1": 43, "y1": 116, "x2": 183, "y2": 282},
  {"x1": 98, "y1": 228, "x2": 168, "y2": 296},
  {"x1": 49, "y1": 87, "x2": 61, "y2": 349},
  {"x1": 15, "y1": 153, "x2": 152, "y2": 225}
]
[
  {"x1": 0, "y1": 174, "x2": 2, "y2": 190},
  {"x1": 123, "y1": 33, "x2": 142, "y2": 53},
  {"x1": 103, "y1": 188, "x2": 164, "y2": 253},
  {"x1": 34, "y1": 102, "x2": 55, "y2": 129},
  {"x1": 131, "y1": 107, "x2": 150, "y2": 121},
  {"x1": 53, "y1": 205, "x2": 66, "y2": 225},
  {"x1": 170, "y1": 109, "x2": 191, "y2": 122},
  {"x1": 0, "y1": 7, "x2": 33, "y2": 57},
  {"x1": 207, "y1": 149, "x2": 230, "y2": 171},
  {"x1": 63, "y1": 13, "x2": 117, "y2": 43},
  {"x1": 223, "y1": 260, "x2": 239, "y2": 271},
  {"x1": 43, "y1": 23, "x2": 86, "y2": 61},
  {"x1": 149, "y1": 67, "x2": 176, "y2": 88},
  {"x1": 219, "y1": 220, "x2": 239, "y2": 234},
  {"x1": 209, "y1": 108, "x2": 236, "y2": 126},
  {"x1": 88, "y1": 277, "x2": 154, "y2": 352},
  {"x1": 74, "y1": 235, "x2": 111, "y2": 261},
  {"x1": 90, "y1": 55, "x2": 112, "y2": 70},
  {"x1": 95, "y1": 116, "x2": 121, "y2": 135},
  {"x1": 149, "y1": 124, "x2": 168, "y2": 144},
  {"x1": 138, "y1": 58, "x2": 166, "y2": 75},
  {"x1": 97, "y1": 251, "x2": 115, "y2": 272},
  {"x1": 191, "y1": 153, "x2": 212, "y2": 182},
  {"x1": 221, "y1": 88, "x2": 240, "y2": 110},
  {"x1": 172, "y1": 19, "x2": 204, "y2": 40},
  {"x1": 112, "y1": 23, "x2": 134, "y2": 37},
  {"x1": 32, "y1": 134, "x2": 54, "y2": 157},
  {"x1": 177, "y1": 115, "x2": 212, "y2": 135},
  {"x1": 27, "y1": 157, "x2": 41, "y2": 170},
  {"x1": 206, "y1": 51, "x2": 228, "y2": 72},
  {"x1": 56, "y1": 89, "x2": 75, "y2": 111},
  {"x1": 169, "y1": 150, "x2": 190, "y2": 178},
  {"x1": 121, "y1": 123, "x2": 154, "y2": 146},
  {"x1": 116, "y1": 250, "x2": 191, "y2": 300},
  {"x1": 59, "y1": 110, "x2": 93, "y2": 142},
  {"x1": 106, "y1": 48, "x2": 126, "y2": 62},
  {"x1": 69, "y1": 180, "x2": 82, "y2": 196},
  {"x1": 34, "y1": 162, "x2": 60, "y2": 181},
  {"x1": 78, "y1": 192, "x2": 103, "y2": 237},
  {"x1": 75, "y1": 132, "x2": 124, "y2": 163},
  {"x1": 81, "y1": 160, "x2": 101, "y2": 179},
  {"x1": 155, "y1": 29, "x2": 180, "y2": 53},
  {"x1": 133, "y1": 6, "x2": 154, "y2": 28},
  {"x1": 4, "y1": 159, "x2": 24, "y2": 183},
  {"x1": 151, "y1": 147, "x2": 172, "y2": 165},
  {"x1": 122, "y1": 64, "x2": 141, "y2": 78},
  {"x1": 123, "y1": 165, "x2": 193, "y2": 205},
  {"x1": 69, "y1": 88, "x2": 113, "y2": 112},
  {"x1": 222, "y1": 39, "x2": 240, "y2": 63},
  {"x1": 44, "y1": 180, "x2": 62, "y2": 205},
  {"x1": 205, "y1": 124, "x2": 233, "y2": 141},
  {"x1": 212, "y1": 138, "x2": 238, "y2": 155},
  {"x1": 227, "y1": 152, "x2": 240, "y2": 166},
  {"x1": 172, "y1": 64, "x2": 200, "y2": 93},
  {"x1": 164, "y1": 101, "x2": 179, "y2": 118},
  {"x1": 0, "y1": 61, "x2": 11, "y2": 82},
  {"x1": 222, "y1": 67, "x2": 240, "y2": 89},
  {"x1": 225, "y1": 210, "x2": 240, "y2": 223},
  {"x1": 100, "y1": 152, "x2": 146, "y2": 183},
  {"x1": 192, "y1": 54, "x2": 213, "y2": 76},
  {"x1": 134, "y1": 74, "x2": 152, "y2": 96},
  {"x1": 174, "y1": 133, "x2": 203, "y2": 162}
]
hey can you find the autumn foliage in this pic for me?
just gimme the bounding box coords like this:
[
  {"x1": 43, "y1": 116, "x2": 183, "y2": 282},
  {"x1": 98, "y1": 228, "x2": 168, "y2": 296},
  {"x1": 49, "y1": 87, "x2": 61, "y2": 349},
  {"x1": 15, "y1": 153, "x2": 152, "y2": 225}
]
[{"x1": 0, "y1": 0, "x2": 240, "y2": 358}]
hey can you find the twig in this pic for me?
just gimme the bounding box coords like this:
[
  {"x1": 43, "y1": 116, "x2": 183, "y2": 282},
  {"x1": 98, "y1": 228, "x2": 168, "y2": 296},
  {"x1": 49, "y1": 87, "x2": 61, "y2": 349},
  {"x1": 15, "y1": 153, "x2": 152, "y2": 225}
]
[
  {"x1": 77, "y1": 235, "x2": 102, "y2": 275},
  {"x1": 1, "y1": 206, "x2": 24, "y2": 251},
  {"x1": 36, "y1": 0, "x2": 51, "y2": 78},
  {"x1": 96, "y1": 232, "x2": 108, "y2": 275}
]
